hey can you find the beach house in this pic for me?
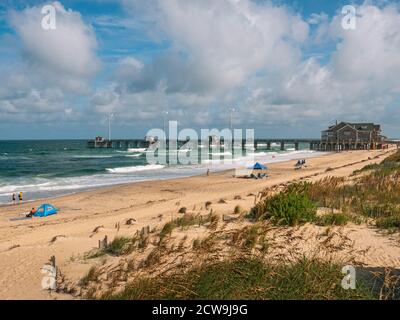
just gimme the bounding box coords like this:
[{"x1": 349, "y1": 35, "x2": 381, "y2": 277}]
[{"x1": 317, "y1": 122, "x2": 386, "y2": 151}]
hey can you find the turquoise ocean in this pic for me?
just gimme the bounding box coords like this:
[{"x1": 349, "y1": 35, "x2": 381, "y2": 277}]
[{"x1": 0, "y1": 140, "x2": 322, "y2": 205}]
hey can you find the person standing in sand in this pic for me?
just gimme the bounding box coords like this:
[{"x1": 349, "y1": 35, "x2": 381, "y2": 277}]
[
  {"x1": 12, "y1": 193, "x2": 16, "y2": 205},
  {"x1": 18, "y1": 192, "x2": 23, "y2": 203}
]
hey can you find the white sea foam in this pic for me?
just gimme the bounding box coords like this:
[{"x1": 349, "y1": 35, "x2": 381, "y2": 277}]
[
  {"x1": 73, "y1": 155, "x2": 114, "y2": 159},
  {"x1": 125, "y1": 153, "x2": 143, "y2": 157},
  {"x1": 106, "y1": 164, "x2": 165, "y2": 173},
  {"x1": 127, "y1": 148, "x2": 147, "y2": 153}
]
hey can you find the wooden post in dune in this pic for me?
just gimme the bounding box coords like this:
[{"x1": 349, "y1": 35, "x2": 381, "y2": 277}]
[
  {"x1": 99, "y1": 236, "x2": 108, "y2": 250},
  {"x1": 50, "y1": 255, "x2": 56, "y2": 268},
  {"x1": 141, "y1": 226, "x2": 150, "y2": 237}
]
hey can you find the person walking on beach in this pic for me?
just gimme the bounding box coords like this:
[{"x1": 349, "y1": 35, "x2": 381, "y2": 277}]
[
  {"x1": 12, "y1": 193, "x2": 16, "y2": 205},
  {"x1": 18, "y1": 192, "x2": 23, "y2": 203}
]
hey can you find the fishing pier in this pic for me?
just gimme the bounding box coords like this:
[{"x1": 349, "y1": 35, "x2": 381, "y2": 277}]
[{"x1": 87, "y1": 137, "x2": 321, "y2": 151}]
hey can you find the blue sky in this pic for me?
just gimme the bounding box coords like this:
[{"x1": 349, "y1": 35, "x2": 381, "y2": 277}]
[{"x1": 0, "y1": 0, "x2": 399, "y2": 139}]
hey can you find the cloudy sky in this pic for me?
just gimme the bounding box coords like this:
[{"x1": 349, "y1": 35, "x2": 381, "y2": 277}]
[{"x1": 0, "y1": 0, "x2": 399, "y2": 139}]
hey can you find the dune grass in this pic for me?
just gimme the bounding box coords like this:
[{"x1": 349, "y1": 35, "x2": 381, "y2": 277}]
[
  {"x1": 106, "y1": 236, "x2": 133, "y2": 255},
  {"x1": 80, "y1": 266, "x2": 100, "y2": 287},
  {"x1": 102, "y1": 257, "x2": 374, "y2": 300},
  {"x1": 250, "y1": 150, "x2": 400, "y2": 229},
  {"x1": 85, "y1": 236, "x2": 135, "y2": 259},
  {"x1": 159, "y1": 213, "x2": 218, "y2": 242},
  {"x1": 317, "y1": 213, "x2": 349, "y2": 226},
  {"x1": 250, "y1": 187, "x2": 316, "y2": 225},
  {"x1": 376, "y1": 216, "x2": 400, "y2": 230}
]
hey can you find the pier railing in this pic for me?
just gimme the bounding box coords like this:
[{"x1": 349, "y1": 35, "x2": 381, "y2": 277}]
[{"x1": 87, "y1": 138, "x2": 321, "y2": 150}]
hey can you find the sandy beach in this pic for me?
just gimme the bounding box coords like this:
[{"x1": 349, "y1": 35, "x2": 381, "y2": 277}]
[{"x1": 0, "y1": 147, "x2": 398, "y2": 299}]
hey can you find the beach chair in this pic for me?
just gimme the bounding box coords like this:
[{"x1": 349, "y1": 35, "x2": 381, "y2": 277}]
[{"x1": 252, "y1": 173, "x2": 266, "y2": 179}]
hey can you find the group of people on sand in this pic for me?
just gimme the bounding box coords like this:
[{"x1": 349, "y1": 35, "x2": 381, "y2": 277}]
[
  {"x1": 295, "y1": 159, "x2": 306, "y2": 170},
  {"x1": 11, "y1": 192, "x2": 34, "y2": 218},
  {"x1": 11, "y1": 192, "x2": 23, "y2": 205}
]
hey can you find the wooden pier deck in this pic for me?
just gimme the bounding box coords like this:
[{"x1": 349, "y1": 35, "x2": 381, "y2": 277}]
[{"x1": 87, "y1": 138, "x2": 321, "y2": 150}]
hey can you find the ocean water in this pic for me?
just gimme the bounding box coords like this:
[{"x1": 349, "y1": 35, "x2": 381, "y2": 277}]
[{"x1": 0, "y1": 140, "x2": 322, "y2": 204}]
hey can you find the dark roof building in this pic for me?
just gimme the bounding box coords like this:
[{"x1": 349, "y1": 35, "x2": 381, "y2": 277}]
[
  {"x1": 315, "y1": 121, "x2": 388, "y2": 151},
  {"x1": 322, "y1": 122, "x2": 383, "y2": 143}
]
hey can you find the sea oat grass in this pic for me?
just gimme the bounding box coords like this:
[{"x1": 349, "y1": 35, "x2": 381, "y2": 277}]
[{"x1": 102, "y1": 257, "x2": 375, "y2": 300}]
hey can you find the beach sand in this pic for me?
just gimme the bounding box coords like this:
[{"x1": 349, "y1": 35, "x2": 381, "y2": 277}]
[{"x1": 0, "y1": 147, "x2": 399, "y2": 299}]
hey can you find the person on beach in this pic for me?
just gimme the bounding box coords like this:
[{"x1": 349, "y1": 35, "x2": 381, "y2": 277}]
[
  {"x1": 26, "y1": 208, "x2": 35, "y2": 218},
  {"x1": 18, "y1": 192, "x2": 23, "y2": 203},
  {"x1": 12, "y1": 193, "x2": 16, "y2": 205}
]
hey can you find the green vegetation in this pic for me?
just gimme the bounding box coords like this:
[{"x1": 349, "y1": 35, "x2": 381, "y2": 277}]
[
  {"x1": 103, "y1": 257, "x2": 374, "y2": 300},
  {"x1": 192, "y1": 235, "x2": 216, "y2": 251},
  {"x1": 317, "y1": 213, "x2": 349, "y2": 226},
  {"x1": 85, "y1": 236, "x2": 135, "y2": 259},
  {"x1": 250, "y1": 150, "x2": 400, "y2": 230},
  {"x1": 80, "y1": 266, "x2": 99, "y2": 286},
  {"x1": 106, "y1": 236, "x2": 133, "y2": 255},
  {"x1": 159, "y1": 221, "x2": 176, "y2": 239},
  {"x1": 382, "y1": 151, "x2": 400, "y2": 164},
  {"x1": 376, "y1": 216, "x2": 400, "y2": 230},
  {"x1": 84, "y1": 214, "x2": 219, "y2": 261},
  {"x1": 160, "y1": 214, "x2": 218, "y2": 241},
  {"x1": 250, "y1": 187, "x2": 316, "y2": 225},
  {"x1": 352, "y1": 163, "x2": 380, "y2": 175},
  {"x1": 234, "y1": 205, "x2": 242, "y2": 214},
  {"x1": 240, "y1": 226, "x2": 259, "y2": 250}
]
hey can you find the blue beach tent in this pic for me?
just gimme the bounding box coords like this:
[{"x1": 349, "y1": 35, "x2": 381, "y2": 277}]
[{"x1": 34, "y1": 204, "x2": 59, "y2": 217}]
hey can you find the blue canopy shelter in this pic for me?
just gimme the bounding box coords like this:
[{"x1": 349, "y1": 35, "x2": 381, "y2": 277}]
[
  {"x1": 248, "y1": 162, "x2": 268, "y2": 179},
  {"x1": 251, "y1": 162, "x2": 268, "y2": 170},
  {"x1": 34, "y1": 204, "x2": 59, "y2": 217}
]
